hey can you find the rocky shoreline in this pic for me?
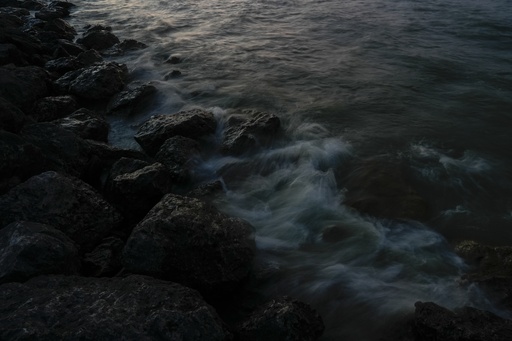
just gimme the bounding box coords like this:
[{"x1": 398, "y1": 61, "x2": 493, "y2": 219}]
[{"x1": 1, "y1": 1, "x2": 512, "y2": 340}]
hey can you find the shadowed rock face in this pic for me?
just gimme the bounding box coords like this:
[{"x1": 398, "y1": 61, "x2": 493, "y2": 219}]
[
  {"x1": 0, "y1": 171, "x2": 122, "y2": 251},
  {"x1": 0, "y1": 275, "x2": 232, "y2": 341},
  {"x1": 122, "y1": 193, "x2": 255, "y2": 296},
  {"x1": 134, "y1": 109, "x2": 217, "y2": 156}
]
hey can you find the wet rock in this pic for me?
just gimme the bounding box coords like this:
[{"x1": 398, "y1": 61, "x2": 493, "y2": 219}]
[
  {"x1": 77, "y1": 26, "x2": 120, "y2": 51},
  {"x1": 103, "y1": 38, "x2": 148, "y2": 56},
  {"x1": 0, "y1": 221, "x2": 79, "y2": 284},
  {"x1": 0, "y1": 275, "x2": 232, "y2": 340},
  {"x1": 154, "y1": 135, "x2": 200, "y2": 182},
  {"x1": 342, "y1": 158, "x2": 429, "y2": 221},
  {"x1": 45, "y1": 49, "x2": 103, "y2": 74},
  {"x1": 32, "y1": 95, "x2": 77, "y2": 122},
  {"x1": 237, "y1": 296, "x2": 324, "y2": 341},
  {"x1": 164, "y1": 69, "x2": 182, "y2": 80},
  {"x1": 42, "y1": 18, "x2": 76, "y2": 41},
  {"x1": 165, "y1": 55, "x2": 182, "y2": 64},
  {"x1": 187, "y1": 181, "x2": 224, "y2": 202},
  {"x1": 55, "y1": 38, "x2": 85, "y2": 56},
  {"x1": 53, "y1": 108, "x2": 109, "y2": 142},
  {"x1": 107, "y1": 82, "x2": 157, "y2": 115},
  {"x1": 0, "y1": 65, "x2": 49, "y2": 113},
  {"x1": 0, "y1": 171, "x2": 122, "y2": 251},
  {"x1": 221, "y1": 109, "x2": 281, "y2": 156},
  {"x1": 0, "y1": 0, "x2": 45, "y2": 10},
  {"x1": 134, "y1": 109, "x2": 217, "y2": 156},
  {"x1": 81, "y1": 236, "x2": 124, "y2": 277},
  {"x1": 0, "y1": 130, "x2": 44, "y2": 193},
  {"x1": 107, "y1": 157, "x2": 150, "y2": 179},
  {"x1": 106, "y1": 161, "x2": 173, "y2": 218},
  {"x1": 122, "y1": 193, "x2": 255, "y2": 296},
  {"x1": 0, "y1": 13, "x2": 46, "y2": 61},
  {"x1": 35, "y1": 6, "x2": 69, "y2": 21},
  {"x1": 0, "y1": 7, "x2": 30, "y2": 18},
  {"x1": 411, "y1": 301, "x2": 512, "y2": 341},
  {"x1": 55, "y1": 61, "x2": 128, "y2": 99},
  {"x1": 0, "y1": 96, "x2": 27, "y2": 132}
]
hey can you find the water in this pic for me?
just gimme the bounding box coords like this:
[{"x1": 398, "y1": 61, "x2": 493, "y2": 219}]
[{"x1": 69, "y1": 0, "x2": 512, "y2": 339}]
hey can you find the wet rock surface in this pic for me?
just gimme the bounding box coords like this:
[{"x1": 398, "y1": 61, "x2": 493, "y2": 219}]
[
  {"x1": 134, "y1": 109, "x2": 217, "y2": 155},
  {"x1": 81, "y1": 236, "x2": 124, "y2": 277},
  {"x1": 0, "y1": 221, "x2": 79, "y2": 283},
  {"x1": 0, "y1": 65, "x2": 49, "y2": 113},
  {"x1": 32, "y1": 95, "x2": 77, "y2": 122},
  {"x1": 155, "y1": 135, "x2": 201, "y2": 182},
  {"x1": 53, "y1": 108, "x2": 109, "y2": 142},
  {"x1": 122, "y1": 193, "x2": 255, "y2": 296},
  {"x1": 76, "y1": 25, "x2": 120, "y2": 51},
  {"x1": 107, "y1": 81, "x2": 157, "y2": 115},
  {"x1": 0, "y1": 275, "x2": 232, "y2": 340}
]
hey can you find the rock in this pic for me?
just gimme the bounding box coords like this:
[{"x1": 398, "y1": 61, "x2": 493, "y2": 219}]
[
  {"x1": 0, "y1": 221, "x2": 79, "y2": 284},
  {"x1": 107, "y1": 157, "x2": 150, "y2": 179},
  {"x1": 55, "y1": 39, "x2": 85, "y2": 56},
  {"x1": 221, "y1": 109, "x2": 281, "y2": 156},
  {"x1": 187, "y1": 181, "x2": 224, "y2": 202},
  {"x1": 102, "y1": 39, "x2": 147, "y2": 56},
  {"x1": 134, "y1": 109, "x2": 217, "y2": 156},
  {"x1": 237, "y1": 296, "x2": 324, "y2": 341},
  {"x1": 35, "y1": 6, "x2": 69, "y2": 21},
  {"x1": 32, "y1": 95, "x2": 77, "y2": 122},
  {"x1": 77, "y1": 27, "x2": 120, "y2": 51},
  {"x1": 122, "y1": 193, "x2": 255, "y2": 295},
  {"x1": 342, "y1": 158, "x2": 429, "y2": 221},
  {"x1": 0, "y1": 42, "x2": 25, "y2": 66},
  {"x1": 106, "y1": 162, "x2": 173, "y2": 218},
  {"x1": 55, "y1": 61, "x2": 128, "y2": 99},
  {"x1": 165, "y1": 55, "x2": 182, "y2": 64},
  {"x1": 45, "y1": 49, "x2": 103, "y2": 74},
  {"x1": 0, "y1": 0, "x2": 45, "y2": 10},
  {"x1": 53, "y1": 108, "x2": 109, "y2": 142},
  {"x1": 0, "y1": 96, "x2": 27, "y2": 132},
  {"x1": 0, "y1": 275, "x2": 232, "y2": 340},
  {"x1": 0, "y1": 65, "x2": 49, "y2": 113},
  {"x1": 154, "y1": 135, "x2": 200, "y2": 182},
  {"x1": 0, "y1": 171, "x2": 122, "y2": 251},
  {"x1": 321, "y1": 225, "x2": 353, "y2": 243},
  {"x1": 81, "y1": 236, "x2": 124, "y2": 277},
  {"x1": 107, "y1": 82, "x2": 157, "y2": 115},
  {"x1": 0, "y1": 7, "x2": 30, "y2": 18},
  {"x1": 411, "y1": 301, "x2": 512, "y2": 341},
  {"x1": 0, "y1": 13, "x2": 47, "y2": 60},
  {"x1": 164, "y1": 69, "x2": 182, "y2": 80},
  {"x1": 0, "y1": 130, "x2": 44, "y2": 193},
  {"x1": 42, "y1": 18, "x2": 76, "y2": 41}
]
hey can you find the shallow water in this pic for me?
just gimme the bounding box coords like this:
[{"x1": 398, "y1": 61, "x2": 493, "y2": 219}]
[{"x1": 70, "y1": 0, "x2": 512, "y2": 339}]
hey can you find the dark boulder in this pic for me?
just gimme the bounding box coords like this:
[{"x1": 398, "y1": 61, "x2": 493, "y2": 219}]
[
  {"x1": 122, "y1": 193, "x2": 255, "y2": 295},
  {"x1": 106, "y1": 161, "x2": 173, "y2": 218},
  {"x1": 237, "y1": 297, "x2": 324, "y2": 341},
  {"x1": 164, "y1": 70, "x2": 182, "y2": 80},
  {"x1": 53, "y1": 108, "x2": 109, "y2": 142},
  {"x1": 0, "y1": 171, "x2": 122, "y2": 251},
  {"x1": 107, "y1": 81, "x2": 157, "y2": 115},
  {"x1": 187, "y1": 181, "x2": 224, "y2": 202},
  {"x1": 0, "y1": 221, "x2": 79, "y2": 284},
  {"x1": 221, "y1": 109, "x2": 281, "y2": 156},
  {"x1": 81, "y1": 236, "x2": 124, "y2": 277},
  {"x1": 0, "y1": 42, "x2": 25, "y2": 66},
  {"x1": 411, "y1": 301, "x2": 512, "y2": 341},
  {"x1": 45, "y1": 49, "x2": 103, "y2": 74},
  {"x1": 0, "y1": 7, "x2": 30, "y2": 17},
  {"x1": 55, "y1": 38, "x2": 85, "y2": 56},
  {"x1": 102, "y1": 39, "x2": 148, "y2": 56},
  {"x1": 154, "y1": 135, "x2": 200, "y2": 182},
  {"x1": 342, "y1": 158, "x2": 429, "y2": 221},
  {"x1": 165, "y1": 55, "x2": 182, "y2": 64},
  {"x1": 0, "y1": 65, "x2": 49, "y2": 113},
  {"x1": 35, "y1": 6, "x2": 69, "y2": 21},
  {"x1": 134, "y1": 109, "x2": 217, "y2": 156},
  {"x1": 107, "y1": 156, "x2": 150, "y2": 179},
  {"x1": 0, "y1": 96, "x2": 27, "y2": 132},
  {"x1": 0, "y1": 0, "x2": 45, "y2": 10},
  {"x1": 32, "y1": 95, "x2": 77, "y2": 122},
  {"x1": 42, "y1": 18, "x2": 76, "y2": 41},
  {"x1": 0, "y1": 275, "x2": 232, "y2": 340},
  {"x1": 54, "y1": 61, "x2": 128, "y2": 99},
  {"x1": 77, "y1": 26, "x2": 120, "y2": 51}
]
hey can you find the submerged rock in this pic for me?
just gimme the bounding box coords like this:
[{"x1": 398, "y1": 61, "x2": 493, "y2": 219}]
[
  {"x1": 134, "y1": 109, "x2": 217, "y2": 156},
  {"x1": 0, "y1": 275, "x2": 232, "y2": 340},
  {"x1": 342, "y1": 158, "x2": 429, "y2": 221},
  {"x1": 237, "y1": 297, "x2": 324, "y2": 341},
  {"x1": 0, "y1": 171, "x2": 122, "y2": 251},
  {"x1": 122, "y1": 193, "x2": 255, "y2": 295},
  {"x1": 102, "y1": 39, "x2": 148, "y2": 56},
  {"x1": 0, "y1": 221, "x2": 79, "y2": 283},
  {"x1": 221, "y1": 109, "x2": 281, "y2": 156}
]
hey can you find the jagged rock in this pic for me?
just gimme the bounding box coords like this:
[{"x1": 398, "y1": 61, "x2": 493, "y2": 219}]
[
  {"x1": 32, "y1": 95, "x2": 77, "y2": 122},
  {"x1": 55, "y1": 61, "x2": 128, "y2": 99},
  {"x1": 55, "y1": 39, "x2": 85, "y2": 56},
  {"x1": 107, "y1": 82, "x2": 157, "y2": 115},
  {"x1": 411, "y1": 301, "x2": 512, "y2": 341},
  {"x1": 106, "y1": 162, "x2": 173, "y2": 218},
  {"x1": 122, "y1": 193, "x2": 255, "y2": 295},
  {"x1": 0, "y1": 171, "x2": 122, "y2": 251},
  {"x1": 103, "y1": 39, "x2": 147, "y2": 56},
  {"x1": 42, "y1": 18, "x2": 76, "y2": 41},
  {"x1": 77, "y1": 26, "x2": 120, "y2": 51},
  {"x1": 45, "y1": 49, "x2": 103, "y2": 74},
  {"x1": 0, "y1": 221, "x2": 79, "y2": 283},
  {"x1": 82, "y1": 236, "x2": 124, "y2": 277},
  {"x1": 107, "y1": 157, "x2": 150, "y2": 179},
  {"x1": 134, "y1": 109, "x2": 217, "y2": 156},
  {"x1": 0, "y1": 275, "x2": 232, "y2": 340},
  {"x1": 0, "y1": 65, "x2": 49, "y2": 113},
  {"x1": 237, "y1": 297, "x2": 324, "y2": 341},
  {"x1": 165, "y1": 55, "x2": 182, "y2": 64},
  {"x1": 0, "y1": 13, "x2": 47, "y2": 63},
  {"x1": 154, "y1": 135, "x2": 200, "y2": 182},
  {"x1": 0, "y1": 130, "x2": 44, "y2": 193},
  {"x1": 187, "y1": 181, "x2": 224, "y2": 202},
  {"x1": 35, "y1": 6, "x2": 69, "y2": 21},
  {"x1": 0, "y1": 0, "x2": 45, "y2": 10},
  {"x1": 342, "y1": 158, "x2": 429, "y2": 221},
  {"x1": 221, "y1": 109, "x2": 281, "y2": 156},
  {"x1": 0, "y1": 7, "x2": 30, "y2": 17},
  {"x1": 0, "y1": 96, "x2": 27, "y2": 132},
  {"x1": 53, "y1": 108, "x2": 109, "y2": 142}
]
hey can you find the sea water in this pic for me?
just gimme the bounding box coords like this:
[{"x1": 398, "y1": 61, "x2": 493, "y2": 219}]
[{"x1": 69, "y1": 0, "x2": 512, "y2": 339}]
